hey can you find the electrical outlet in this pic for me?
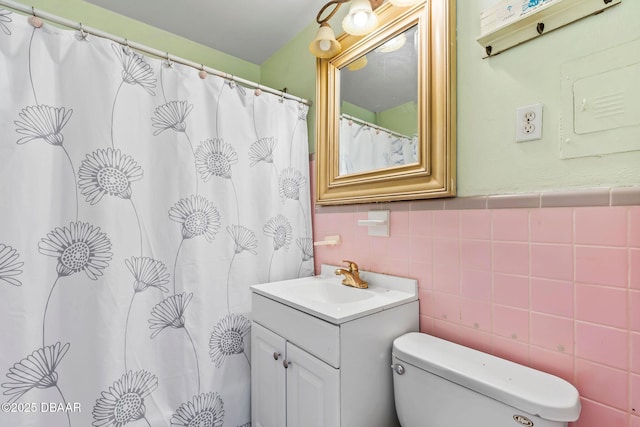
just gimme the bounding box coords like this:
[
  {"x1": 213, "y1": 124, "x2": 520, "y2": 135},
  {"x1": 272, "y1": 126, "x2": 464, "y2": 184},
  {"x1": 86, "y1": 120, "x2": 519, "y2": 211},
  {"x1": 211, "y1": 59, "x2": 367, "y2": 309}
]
[{"x1": 516, "y1": 103, "x2": 543, "y2": 142}]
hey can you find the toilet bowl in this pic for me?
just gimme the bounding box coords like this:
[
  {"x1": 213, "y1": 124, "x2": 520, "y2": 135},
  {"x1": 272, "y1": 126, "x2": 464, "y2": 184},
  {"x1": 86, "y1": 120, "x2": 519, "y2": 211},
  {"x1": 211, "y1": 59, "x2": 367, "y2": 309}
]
[{"x1": 391, "y1": 333, "x2": 581, "y2": 427}]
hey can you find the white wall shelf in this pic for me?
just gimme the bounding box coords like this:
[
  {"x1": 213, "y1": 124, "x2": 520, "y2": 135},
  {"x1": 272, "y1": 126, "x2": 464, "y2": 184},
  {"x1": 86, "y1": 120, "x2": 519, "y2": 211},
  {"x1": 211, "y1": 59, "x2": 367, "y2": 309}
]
[{"x1": 477, "y1": 0, "x2": 621, "y2": 57}]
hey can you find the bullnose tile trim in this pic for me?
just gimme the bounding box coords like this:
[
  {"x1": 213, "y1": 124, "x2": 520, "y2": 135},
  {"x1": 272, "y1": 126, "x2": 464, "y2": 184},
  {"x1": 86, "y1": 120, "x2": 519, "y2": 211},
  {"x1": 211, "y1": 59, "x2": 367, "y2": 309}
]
[
  {"x1": 540, "y1": 188, "x2": 610, "y2": 208},
  {"x1": 611, "y1": 187, "x2": 640, "y2": 206},
  {"x1": 313, "y1": 187, "x2": 639, "y2": 213}
]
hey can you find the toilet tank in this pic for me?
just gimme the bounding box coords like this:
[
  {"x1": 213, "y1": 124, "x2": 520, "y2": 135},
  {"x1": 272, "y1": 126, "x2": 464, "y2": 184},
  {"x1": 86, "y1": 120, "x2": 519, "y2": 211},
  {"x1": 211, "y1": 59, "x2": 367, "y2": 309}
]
[{"x1": 392, "y1": 333, "x2": 581, "y2": 427}]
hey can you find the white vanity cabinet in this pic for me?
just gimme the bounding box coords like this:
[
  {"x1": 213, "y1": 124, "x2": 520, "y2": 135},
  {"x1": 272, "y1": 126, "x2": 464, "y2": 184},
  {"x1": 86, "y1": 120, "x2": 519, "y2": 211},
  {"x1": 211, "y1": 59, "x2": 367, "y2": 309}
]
[
  {"x1": 252, "y1": 322, "x2": 340, "y2": 427},
  {"x1": 251, "y1": 265, "x2": 419, "y2": 427}
]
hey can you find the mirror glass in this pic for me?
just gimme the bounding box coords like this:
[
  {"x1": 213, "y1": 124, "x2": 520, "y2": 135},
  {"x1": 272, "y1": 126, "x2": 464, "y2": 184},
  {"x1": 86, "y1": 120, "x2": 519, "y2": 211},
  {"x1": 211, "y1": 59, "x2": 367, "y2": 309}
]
[
  {"x1": 338, "y1": 25, "x2": 418, "y2": 176},
  {"x1": 315, "y1": 1, "x2": 456, "y2": 205}
]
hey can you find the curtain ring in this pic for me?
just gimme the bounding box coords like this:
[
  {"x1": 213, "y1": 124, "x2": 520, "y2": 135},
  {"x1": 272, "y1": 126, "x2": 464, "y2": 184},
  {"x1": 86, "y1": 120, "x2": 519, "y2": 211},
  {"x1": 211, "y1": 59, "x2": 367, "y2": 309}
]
[
  {"x1": 122, "y1": 38, "x2": 131, "y2": 55},
  {"x1": 165, "y1": 52, "x2": 173, "y2": 68},
  {"x1": 78, "y1": 23, "x2": 88, "y2": 40},
  {"x1": 28, "y1": 7, "x2": 43, "y2": 28},
  {"x1": 254, "y1": 84, "x2": 262, "y2": 96},
  {"x1": 198, "y1": 64, "x2": 207, "y2": 80}
]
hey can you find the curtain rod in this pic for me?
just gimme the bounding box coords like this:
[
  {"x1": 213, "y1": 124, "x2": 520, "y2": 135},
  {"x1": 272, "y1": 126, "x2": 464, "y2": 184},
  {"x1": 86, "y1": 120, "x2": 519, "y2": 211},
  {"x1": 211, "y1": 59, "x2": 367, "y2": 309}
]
[
  {"x1": 341, "y1": 113, "x2": 413, "y2": 140},
  {"x1": 0, "y1": 0, "x2": 311, "y2": 106}
]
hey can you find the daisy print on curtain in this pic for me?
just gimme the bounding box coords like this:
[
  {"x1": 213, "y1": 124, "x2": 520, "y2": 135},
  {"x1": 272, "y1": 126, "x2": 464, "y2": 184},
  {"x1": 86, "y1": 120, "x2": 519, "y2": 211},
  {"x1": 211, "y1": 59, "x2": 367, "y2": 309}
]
[
  {"x1": 2, "y1": 343, "x2": 72, "y2": 426},
  {"x1": 38, "y1": 221, "x2": 113, "y2": 347},
  {"x1": 123, "y1": 256, "x2": 170, "y2": 372},
  {"x1": 92, "y1": 370, "x2": 158, "y2": 427},
  {"x1": 169, "y1": 194, "x2": 221, "y2": 293},
  {"x1": 152, "y1": 100, "x2": 198, "y2": 195},
  {"x1": 111, "y1": 43, "x2": 156, "y2": 150},
  {"x1": 0, "y1": 14, "x2": 312, "y2": 427},
  {"x1": 11, "y1": 17, "x2": 81, "y2": 223},
  {"x1": 153, "y1": 60, "x2": 198, "y2": 196},
  {"x1": 194, "y1": 137, "x2": 251, "y2": 314},
  {"x1": 15, "y1": 104, "x2": 77, "y2": 220},
  {"x1": 251, "y1": 96, "x2": 314, "y2": 278},
  {"x1": 0, "y1": 243, "x2": 24, "y2": 287},
  {"x1": 0, "y1": 9, "x2": 12, "y2": 35},
  {"x1": 148, "y1": 293, "x2": 202, "y2": 395},
  {"x1": 171, "y1": 392, "x2": 224, "y2": 427},
  {"x1": 209, "y1": 313, "x2": 251, "y2": 368}
]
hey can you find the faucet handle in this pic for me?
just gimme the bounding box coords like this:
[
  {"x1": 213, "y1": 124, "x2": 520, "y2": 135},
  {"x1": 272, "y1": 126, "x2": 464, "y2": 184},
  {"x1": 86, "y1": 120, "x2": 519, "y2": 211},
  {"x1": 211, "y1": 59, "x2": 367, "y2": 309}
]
[{"x1": 341, "y1": 260, "x2": 359, "y2": 272}]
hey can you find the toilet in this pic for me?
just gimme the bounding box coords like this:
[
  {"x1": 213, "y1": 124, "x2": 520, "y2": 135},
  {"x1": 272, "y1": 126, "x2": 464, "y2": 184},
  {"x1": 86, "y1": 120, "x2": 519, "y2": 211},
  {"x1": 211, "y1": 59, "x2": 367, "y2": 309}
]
[{"x1": 391, "y1": 333, "x2": 581, "y2": 427}]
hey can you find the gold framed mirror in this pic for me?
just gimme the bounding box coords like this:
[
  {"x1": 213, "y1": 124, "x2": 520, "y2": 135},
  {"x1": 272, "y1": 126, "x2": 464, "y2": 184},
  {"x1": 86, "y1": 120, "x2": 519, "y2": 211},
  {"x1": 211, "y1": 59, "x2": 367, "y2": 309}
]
[{"x1": 315, "y1": 0, "x2": 456, "y2": 205}]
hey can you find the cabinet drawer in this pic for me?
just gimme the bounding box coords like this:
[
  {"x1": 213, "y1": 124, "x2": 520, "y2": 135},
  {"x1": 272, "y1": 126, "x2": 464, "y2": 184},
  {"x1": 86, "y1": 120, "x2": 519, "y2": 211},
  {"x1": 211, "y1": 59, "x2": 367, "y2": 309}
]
[{"x1": 253, "y1": 294, "x2": 340, "y2": 367}]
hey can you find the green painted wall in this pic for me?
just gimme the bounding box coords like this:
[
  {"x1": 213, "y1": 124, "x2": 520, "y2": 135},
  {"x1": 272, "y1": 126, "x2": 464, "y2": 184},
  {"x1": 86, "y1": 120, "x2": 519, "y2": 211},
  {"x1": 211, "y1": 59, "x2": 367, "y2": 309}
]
[
  {"x1": 455, "y1": 0, "x2": 640, "y2": 196},
  {"x1": 260, "y1": 21, "x2": 320, "y2": 154},
  {"x1": 339, "y1": 101, "x2": 417, "y2": 137},
  {"x1": 341, "y1": 101, "x2": 376, "y2": 123},
  {"x1": 377, "y1": 101, "x2": 417, "y2": 136},
  {"x1": 13, "y1": 0, "x2": 260, "y2": 81}
]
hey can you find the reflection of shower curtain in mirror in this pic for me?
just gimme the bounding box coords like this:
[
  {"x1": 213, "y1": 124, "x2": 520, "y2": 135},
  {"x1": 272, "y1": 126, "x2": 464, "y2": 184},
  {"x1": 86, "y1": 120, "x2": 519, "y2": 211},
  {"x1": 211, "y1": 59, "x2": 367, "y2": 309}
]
[
  {"x1": 339, "y1": 116, "x2": 417, "y2": 175},
  {"x1": 0, "y1": 12, "x2": 313, "y2": 427}
]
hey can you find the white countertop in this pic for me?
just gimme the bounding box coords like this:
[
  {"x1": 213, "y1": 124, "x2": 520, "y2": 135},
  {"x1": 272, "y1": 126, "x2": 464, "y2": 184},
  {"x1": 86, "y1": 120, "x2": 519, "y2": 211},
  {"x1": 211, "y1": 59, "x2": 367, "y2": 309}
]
[{"x1": 250, "y1": 264, "x2": 418, "y2": 324}]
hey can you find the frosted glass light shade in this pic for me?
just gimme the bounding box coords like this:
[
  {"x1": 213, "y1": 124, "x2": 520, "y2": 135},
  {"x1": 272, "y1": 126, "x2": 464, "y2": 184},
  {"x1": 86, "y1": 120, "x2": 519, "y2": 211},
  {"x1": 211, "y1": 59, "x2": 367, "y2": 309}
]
[
  {"x1": 377, "y1": 33, "x2": 406, "y2": 53},
  {"x1": 342, "y1": 0, "x2": 378, "y2": 36},
  {"x1": 346, "y1": 55, "x2": 367, "y2": 71},
  {"x1": 389, "y1": 0, "x2": 421, "y2": 6},
  {"x1": 309, "y1": 23, "x2": 342, "y2": 58}
]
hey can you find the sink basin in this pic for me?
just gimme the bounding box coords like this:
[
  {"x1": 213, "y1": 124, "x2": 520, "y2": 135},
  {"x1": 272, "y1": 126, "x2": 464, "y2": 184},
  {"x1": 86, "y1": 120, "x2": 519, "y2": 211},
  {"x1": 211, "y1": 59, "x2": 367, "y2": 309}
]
[
  {"x1": 283, "y1": 278, "x2": 375, "y2": 304},
  {"x1": 250, "y1": 264, "x2": 418, "y2": 324}
]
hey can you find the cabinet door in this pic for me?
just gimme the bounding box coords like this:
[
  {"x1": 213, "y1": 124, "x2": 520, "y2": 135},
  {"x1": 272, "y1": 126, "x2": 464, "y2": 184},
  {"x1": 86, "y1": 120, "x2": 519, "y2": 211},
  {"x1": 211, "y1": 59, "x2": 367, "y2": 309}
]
[
  {"x1": 252, "y1": 323, "x2": 286, "y2": 427},
  {"x1": 286, "y1": 342, "x2": 340, "y2": 427}
]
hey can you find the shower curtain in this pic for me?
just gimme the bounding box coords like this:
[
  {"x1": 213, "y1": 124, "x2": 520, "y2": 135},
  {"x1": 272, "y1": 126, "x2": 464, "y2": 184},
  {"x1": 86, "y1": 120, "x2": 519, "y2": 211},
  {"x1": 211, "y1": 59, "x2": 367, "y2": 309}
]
[
  {"x1": 0, "y1": 10, "x2": 313, "y2": 427},
  {"x1": 339, "y1": 116, "x2": 417, "y2": 175}
]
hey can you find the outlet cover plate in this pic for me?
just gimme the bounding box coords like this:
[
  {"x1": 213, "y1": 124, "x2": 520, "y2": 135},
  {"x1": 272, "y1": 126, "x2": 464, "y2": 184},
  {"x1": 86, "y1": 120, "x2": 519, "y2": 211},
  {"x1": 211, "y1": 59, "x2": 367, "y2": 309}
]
[{"x1": 516, "y1": 103, "x2": 542, "y2": 142}]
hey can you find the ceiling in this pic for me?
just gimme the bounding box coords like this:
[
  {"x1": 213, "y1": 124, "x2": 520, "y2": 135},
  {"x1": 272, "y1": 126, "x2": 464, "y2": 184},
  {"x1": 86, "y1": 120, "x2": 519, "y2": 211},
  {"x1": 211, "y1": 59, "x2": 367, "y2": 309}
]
[
  {"x1": 341, "y1": 26, "x2": 417, "y2": 113},
  {"x1": 83, "y1": 0, "x2": 330, "y2": 65}
]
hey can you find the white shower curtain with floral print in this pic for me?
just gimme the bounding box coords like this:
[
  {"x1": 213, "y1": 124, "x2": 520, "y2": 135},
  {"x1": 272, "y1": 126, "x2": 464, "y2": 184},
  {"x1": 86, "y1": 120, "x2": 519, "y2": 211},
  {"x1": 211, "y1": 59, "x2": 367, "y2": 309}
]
[
  {"x1": 0, "y1": 10, "x2": 313, "y2": 427},
  {"x1": 338, "y1": 116, "x2": 417, "y2": 175}
]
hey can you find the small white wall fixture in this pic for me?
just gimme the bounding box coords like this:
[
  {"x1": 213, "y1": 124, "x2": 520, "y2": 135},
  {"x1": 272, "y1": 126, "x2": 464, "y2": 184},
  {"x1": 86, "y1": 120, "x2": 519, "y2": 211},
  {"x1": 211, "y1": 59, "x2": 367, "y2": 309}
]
[
  {"x1": 314, "y1": 235, "x2": 342, "y2": 246},
  {"x1": 357, "y1": 210, "x2": 390, "y2": 237}
]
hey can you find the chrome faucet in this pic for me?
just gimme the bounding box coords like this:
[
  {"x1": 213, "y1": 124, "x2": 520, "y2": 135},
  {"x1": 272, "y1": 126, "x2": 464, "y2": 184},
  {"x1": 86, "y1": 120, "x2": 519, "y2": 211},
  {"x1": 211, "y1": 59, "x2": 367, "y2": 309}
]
[{"x1": 335, "y1": 260, "x2": 368, "y2": 289}]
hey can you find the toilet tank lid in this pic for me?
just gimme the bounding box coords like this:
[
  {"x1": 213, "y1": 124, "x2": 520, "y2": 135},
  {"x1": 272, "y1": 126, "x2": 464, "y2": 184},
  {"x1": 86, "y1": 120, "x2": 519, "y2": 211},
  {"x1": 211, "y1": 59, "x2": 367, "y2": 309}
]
[{"x1": 392, "y1": 333, "x2": 581, "y2": 422}]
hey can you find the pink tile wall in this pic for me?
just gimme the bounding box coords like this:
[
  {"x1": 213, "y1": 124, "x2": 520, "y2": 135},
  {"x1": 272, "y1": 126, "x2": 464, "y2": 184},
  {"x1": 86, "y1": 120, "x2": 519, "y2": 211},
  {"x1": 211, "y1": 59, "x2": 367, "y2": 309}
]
[{"x1": 313, "y1": 201, "x2": 640, "y2": 427}]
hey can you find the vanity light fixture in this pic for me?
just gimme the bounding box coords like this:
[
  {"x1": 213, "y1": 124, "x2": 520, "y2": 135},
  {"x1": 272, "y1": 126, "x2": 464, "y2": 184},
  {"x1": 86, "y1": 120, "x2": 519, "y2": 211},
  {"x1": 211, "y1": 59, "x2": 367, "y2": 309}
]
[
  {"x1": 309, "y1": 0, "x2": 421, "y2": 58},
  {"x1": 309, "y1": 22, "x2": 342, "y2": 58}
]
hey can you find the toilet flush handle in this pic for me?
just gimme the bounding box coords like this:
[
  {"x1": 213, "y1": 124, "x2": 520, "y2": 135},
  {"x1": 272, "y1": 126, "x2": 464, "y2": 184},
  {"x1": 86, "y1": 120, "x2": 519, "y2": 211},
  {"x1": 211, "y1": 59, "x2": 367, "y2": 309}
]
[{"x1": 391, "y1": 364, "x2": 405, "y2": 375}]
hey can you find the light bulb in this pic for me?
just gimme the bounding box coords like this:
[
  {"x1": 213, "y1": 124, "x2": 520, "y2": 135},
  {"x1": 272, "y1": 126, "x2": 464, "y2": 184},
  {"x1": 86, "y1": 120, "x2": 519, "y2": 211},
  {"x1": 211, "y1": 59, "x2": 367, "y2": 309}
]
[
  {"x1": 319, "y1": 39, "x2": 331, "y2": 51},
  {"x1": 353, "y1": 11, "x2": 368, "y2": 28},
  {"x1": 341, "y1": 0, "x2": 378, "y2": 36}
]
